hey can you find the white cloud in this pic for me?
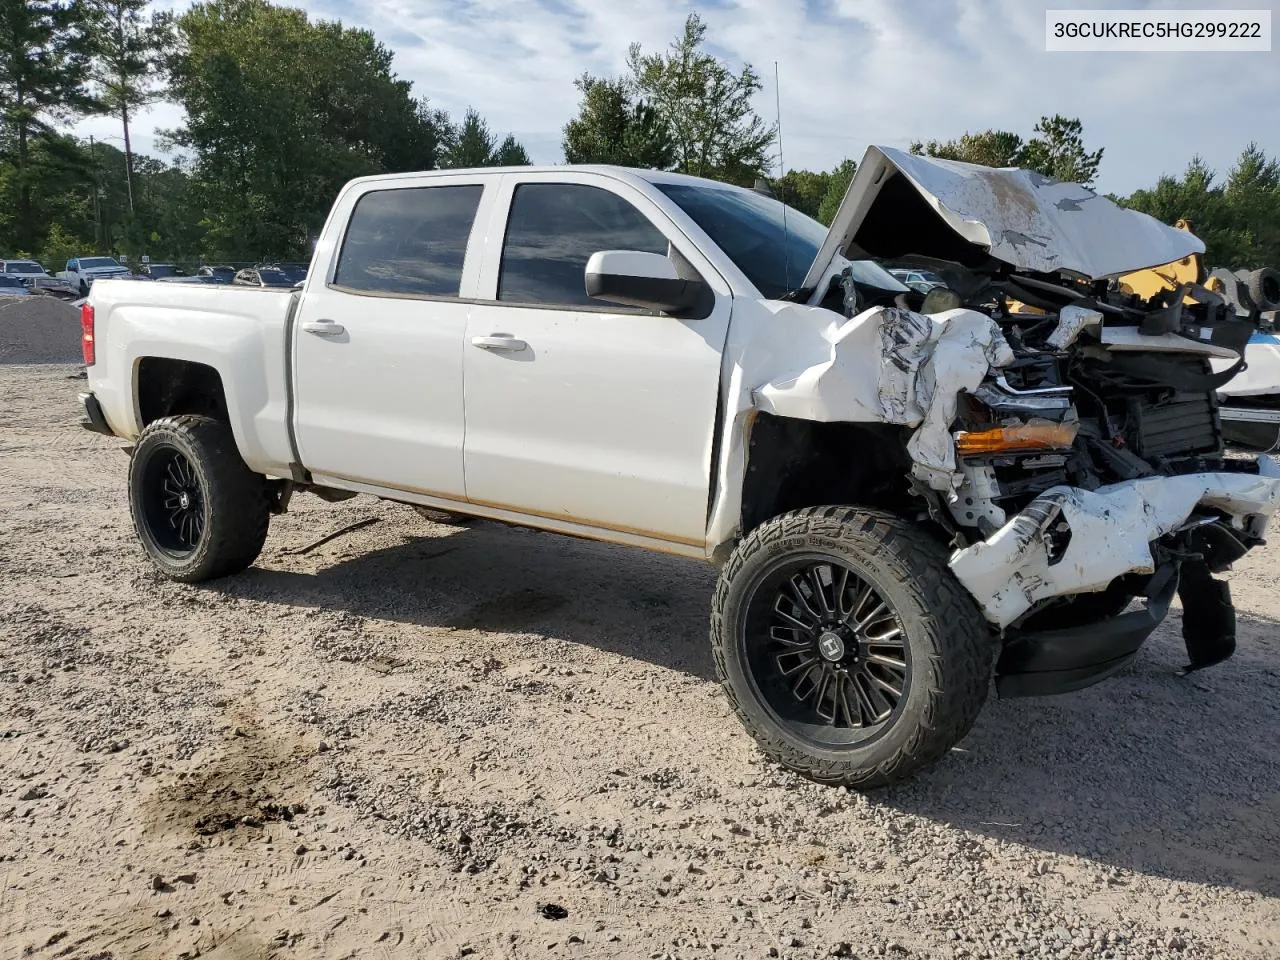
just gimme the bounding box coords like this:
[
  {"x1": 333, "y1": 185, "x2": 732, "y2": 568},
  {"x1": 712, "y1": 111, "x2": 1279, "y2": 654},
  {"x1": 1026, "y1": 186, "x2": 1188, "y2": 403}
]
[{"x1": 71, "y1": 0, "x2": 1280, "y2": 194}]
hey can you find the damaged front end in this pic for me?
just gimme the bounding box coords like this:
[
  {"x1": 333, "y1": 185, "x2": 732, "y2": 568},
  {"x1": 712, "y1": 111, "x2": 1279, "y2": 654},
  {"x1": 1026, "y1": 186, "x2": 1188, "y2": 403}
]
[{"x1": 772, "y1": 146, "x2": 1280, "y2": 696}]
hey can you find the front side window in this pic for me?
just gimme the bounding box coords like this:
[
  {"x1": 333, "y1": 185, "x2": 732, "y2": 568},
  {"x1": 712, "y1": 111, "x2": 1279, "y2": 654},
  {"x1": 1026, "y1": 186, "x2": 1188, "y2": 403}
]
[
  {"x1": 498, "y1": 183, "x2": 668, "y2": 307},
  {"x1": 335, "y1": 184, "x2": 484, "y2": 297}
]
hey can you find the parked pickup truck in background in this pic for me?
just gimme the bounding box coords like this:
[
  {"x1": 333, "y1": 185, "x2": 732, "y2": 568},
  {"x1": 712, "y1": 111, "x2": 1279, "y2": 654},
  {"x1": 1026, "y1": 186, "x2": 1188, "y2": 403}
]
[
  {"x1": 58, "y1": 256, "x2": 131, "y2": 295},
  {"x1": 1, "y1": 259, "x2": 81, "y2": 298},
  {"x1": 79, "y1": 150, "x2": 1280, "y2": 787}
]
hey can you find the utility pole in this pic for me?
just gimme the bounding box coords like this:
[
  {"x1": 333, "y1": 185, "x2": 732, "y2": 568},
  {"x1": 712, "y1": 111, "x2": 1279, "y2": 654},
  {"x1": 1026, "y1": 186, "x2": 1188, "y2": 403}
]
[{"x1": 90, "y1": 135, "x2": 102, "y2": 249}]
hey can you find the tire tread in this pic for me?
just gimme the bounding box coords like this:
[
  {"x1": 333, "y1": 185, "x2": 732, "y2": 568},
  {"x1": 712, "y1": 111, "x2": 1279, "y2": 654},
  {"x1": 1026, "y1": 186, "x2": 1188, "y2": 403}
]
[
  {"x1": 128, "y1": 415, "x2": 270, "y2": 582},
  {"x1": 710, "y1": 506, "x2": 994, "y2": 789}
]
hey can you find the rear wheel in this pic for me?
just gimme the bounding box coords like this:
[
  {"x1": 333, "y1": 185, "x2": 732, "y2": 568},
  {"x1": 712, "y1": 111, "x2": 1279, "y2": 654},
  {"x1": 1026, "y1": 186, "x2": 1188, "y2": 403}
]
[
  {"x1": 711, "y1": 506, "x2": 995, "y2": 789},
  {"x1": 129, "y1": 415, "x2": 270, "y2": 582}
]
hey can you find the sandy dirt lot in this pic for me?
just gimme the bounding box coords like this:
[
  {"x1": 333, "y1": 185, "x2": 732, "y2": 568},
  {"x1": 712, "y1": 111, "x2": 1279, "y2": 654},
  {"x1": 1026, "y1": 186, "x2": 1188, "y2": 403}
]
[{"x1": 1, "y1": 358, "x2": 1279, "y2": 960}]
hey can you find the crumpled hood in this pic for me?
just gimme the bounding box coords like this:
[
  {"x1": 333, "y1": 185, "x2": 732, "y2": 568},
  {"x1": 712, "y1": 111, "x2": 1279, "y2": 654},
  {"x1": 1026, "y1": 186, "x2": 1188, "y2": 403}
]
[{"x1": 802, "y1": 146, "x2": 1205, "y2": 287}]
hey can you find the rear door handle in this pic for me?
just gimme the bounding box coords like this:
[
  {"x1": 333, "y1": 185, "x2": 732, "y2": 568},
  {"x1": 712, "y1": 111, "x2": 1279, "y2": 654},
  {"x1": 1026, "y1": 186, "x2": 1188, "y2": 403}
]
[
  {"x1": 471, "y1": 334, "x2": 527, "y2": 352},
  {"x1": 301, "y1": 319, "x2": 345, "y2": 337}
]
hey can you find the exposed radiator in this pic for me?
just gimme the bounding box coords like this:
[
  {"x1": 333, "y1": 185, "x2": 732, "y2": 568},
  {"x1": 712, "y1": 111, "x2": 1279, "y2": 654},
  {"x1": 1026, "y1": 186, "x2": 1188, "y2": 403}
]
[{"x1": 1127, "y1": 390, "x2": 1222, "y2": 460}]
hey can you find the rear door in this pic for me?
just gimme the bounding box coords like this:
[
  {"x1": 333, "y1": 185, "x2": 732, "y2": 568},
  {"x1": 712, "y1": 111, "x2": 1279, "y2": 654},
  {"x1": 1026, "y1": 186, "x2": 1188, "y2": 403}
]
[
  {"x1": 461, "y1": 172, "x2": 732, "y2": 548},
  {"x1": 291, "y1": 174, "x2": 494, "y2": 498}
]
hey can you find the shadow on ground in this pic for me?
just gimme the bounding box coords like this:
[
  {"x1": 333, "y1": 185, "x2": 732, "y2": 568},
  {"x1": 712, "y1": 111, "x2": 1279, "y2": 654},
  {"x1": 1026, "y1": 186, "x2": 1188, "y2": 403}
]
[
  {"x1": 211, "y1": 519, "x2": 1280, "y2": 897},
  {"x1": 889, "y1": 605, "x2": 1280, "y2": 898},
  {"x1": 213, "y1": 518, "x2": 719, "y2": 680}
]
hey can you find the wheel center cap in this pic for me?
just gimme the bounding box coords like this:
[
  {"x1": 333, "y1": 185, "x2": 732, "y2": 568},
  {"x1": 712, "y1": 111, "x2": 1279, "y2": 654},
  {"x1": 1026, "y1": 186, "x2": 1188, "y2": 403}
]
[
  {"x1": 179, "y1": 492, "x2": 191, "y2": 510},
  {"x1": 817, "y1": 631, "x2": 846, "y2": 662}
]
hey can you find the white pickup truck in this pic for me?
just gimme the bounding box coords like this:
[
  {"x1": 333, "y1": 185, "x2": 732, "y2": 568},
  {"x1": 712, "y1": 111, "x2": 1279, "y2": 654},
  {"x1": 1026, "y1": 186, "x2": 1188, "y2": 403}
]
[
  {"x1": 57, "y1": 255, "x2": 132, "y2": 295},
  {"x1": 80, "y1": 149, "x2": 1280, "y2": 787}
]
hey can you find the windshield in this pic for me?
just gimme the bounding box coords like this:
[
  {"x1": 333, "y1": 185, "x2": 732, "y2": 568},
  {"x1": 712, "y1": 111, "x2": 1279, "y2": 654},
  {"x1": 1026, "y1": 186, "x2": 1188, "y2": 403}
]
[
  {"x1": 258, "y1": 269, "x2": 294, "y2": 286},
  {"x1": 655, "y1": 183, "x2": 826, "y2": 299},
  {"x1": 5, "y1": 261, "x2": 44, "y2": 274},
  {"x1": 81, "y1": 257, "x2": 121, "y2": 269}
]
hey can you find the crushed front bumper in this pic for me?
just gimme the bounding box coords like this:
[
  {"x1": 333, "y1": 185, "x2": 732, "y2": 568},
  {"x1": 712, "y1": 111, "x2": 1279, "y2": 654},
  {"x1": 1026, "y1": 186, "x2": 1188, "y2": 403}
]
[
  {"x1": 994, "y1": 564, "x2": 1177, "y2": 697},
  {"x1": 948, "y1": 458, "x2": 1280, "y2": 628}
]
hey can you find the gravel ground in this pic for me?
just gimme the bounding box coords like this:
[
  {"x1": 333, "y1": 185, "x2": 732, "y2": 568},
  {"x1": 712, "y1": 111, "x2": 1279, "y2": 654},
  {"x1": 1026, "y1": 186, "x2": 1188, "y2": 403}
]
[
  {"x1": 1, "y1": 363, "x2": 1278, "y2": 960},
  {"x1": 0, "y1": 298, "x2": 82, "y2": 365}
]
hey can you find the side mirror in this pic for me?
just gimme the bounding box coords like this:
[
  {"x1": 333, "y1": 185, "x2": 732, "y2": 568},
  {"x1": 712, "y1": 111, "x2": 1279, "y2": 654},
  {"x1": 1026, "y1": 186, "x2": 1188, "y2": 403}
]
[{"x1": 585, "y1": 250, "x2": 706, "y2": 314}]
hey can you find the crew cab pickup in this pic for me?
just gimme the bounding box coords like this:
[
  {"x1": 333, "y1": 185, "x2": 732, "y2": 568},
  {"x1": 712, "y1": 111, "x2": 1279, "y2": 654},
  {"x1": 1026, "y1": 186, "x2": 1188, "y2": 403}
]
[
  {"x1": 80, "y1": 151, "x2": 1280, "y2": 787},
  {"x1": 58, "y1": 255, "x2": 131, "y2": 295}
]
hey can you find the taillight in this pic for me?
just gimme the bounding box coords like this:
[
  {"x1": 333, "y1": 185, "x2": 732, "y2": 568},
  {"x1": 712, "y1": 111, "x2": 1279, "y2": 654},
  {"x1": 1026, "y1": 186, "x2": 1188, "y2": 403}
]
[{"x1": 80, "y1": 302, "x2": 95, "y2": 366}]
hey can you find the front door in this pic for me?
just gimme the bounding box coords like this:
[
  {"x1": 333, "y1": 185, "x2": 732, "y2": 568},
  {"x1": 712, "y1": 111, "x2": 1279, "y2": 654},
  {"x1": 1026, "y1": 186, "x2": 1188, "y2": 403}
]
[
  {"x1": 462, "y1": 174, "x2": 732, "y2": 548},
  {"x1": 292, "y1": 175, "x2": 492, "y2": 498}
]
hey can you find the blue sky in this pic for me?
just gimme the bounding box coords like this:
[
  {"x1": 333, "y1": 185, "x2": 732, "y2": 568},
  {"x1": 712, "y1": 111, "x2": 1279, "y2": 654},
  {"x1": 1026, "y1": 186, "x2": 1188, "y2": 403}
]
[{"x1": 71, "y1": 0, "x2": 1279, "y2": 195}]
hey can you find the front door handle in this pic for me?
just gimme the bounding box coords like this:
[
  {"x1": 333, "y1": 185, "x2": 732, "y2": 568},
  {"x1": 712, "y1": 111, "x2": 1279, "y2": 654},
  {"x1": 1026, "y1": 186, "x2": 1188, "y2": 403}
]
[
  {"x1": 471, "y1": 334, "x2": 527, "y2": 352},
  {"x1": 301, "y1": 319, "x2": 345, "y2": 337}
]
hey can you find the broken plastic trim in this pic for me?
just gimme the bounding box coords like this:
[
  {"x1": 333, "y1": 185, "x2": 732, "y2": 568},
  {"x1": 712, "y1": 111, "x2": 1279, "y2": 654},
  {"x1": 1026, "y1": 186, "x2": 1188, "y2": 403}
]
[{"x1": 949, "y1": 459, "x2": 1280, "y2": 627}]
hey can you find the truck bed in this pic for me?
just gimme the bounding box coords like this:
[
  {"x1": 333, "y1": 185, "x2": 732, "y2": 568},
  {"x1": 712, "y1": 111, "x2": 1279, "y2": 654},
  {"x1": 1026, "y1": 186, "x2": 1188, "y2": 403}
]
[{"x1": 86, "y1": 279, "x2": 300, "y2": 478}]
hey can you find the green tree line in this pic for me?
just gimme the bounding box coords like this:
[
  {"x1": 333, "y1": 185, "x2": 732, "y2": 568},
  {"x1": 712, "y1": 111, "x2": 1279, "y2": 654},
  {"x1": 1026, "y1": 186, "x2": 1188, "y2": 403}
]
[{"x1": 3, "y1": 1, "x2": 1278, "y2": 271}]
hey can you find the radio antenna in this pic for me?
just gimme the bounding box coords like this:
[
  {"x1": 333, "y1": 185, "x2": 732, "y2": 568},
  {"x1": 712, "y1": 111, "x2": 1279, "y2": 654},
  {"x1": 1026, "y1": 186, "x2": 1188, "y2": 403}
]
[{"x1": 774, "y1": 60, "x2": 791, "y2": 294}]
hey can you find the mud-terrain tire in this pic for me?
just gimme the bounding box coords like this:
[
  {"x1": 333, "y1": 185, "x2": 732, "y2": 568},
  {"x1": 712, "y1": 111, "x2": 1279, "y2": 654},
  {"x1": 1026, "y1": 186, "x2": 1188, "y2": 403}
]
[
  {"x1": 410, "y1": 504, "x2": 472, "y2": 526},
  {"x1": 711, "y1": 506, "x2": 995, "y2": 789},
  {"x1": 1244, "y1": 267, "x2": 1280, "y2": 313},
  {"x1": 128, "y1": 415, "x2": 270, "y2": 582}
]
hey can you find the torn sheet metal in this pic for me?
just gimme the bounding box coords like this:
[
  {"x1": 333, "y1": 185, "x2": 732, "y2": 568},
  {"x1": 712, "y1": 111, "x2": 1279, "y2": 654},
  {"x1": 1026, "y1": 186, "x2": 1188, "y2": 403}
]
[
  {"x1": 949, "y1": 459, "x2": 1280, "y2": 627},
  {"x1": 704, "y1": 301, "x2": 1014, "y2": 555},
  {"x1": 803, "y1": 146, "x2": 1205, "y2": 288},
  {"x1": 1046, "y1": 305, "x2": 1102, "y2": 351},
  {"x1": 753, "y1": 305, "x2": 1013, "y2": 490}
]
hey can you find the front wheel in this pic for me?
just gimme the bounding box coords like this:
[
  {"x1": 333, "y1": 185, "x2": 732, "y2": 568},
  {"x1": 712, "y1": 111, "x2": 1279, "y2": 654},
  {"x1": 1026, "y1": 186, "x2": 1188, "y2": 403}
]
[
  {"x1": 128, "y1": 415, "x2": 270, "y2": 582},
  {"x1": 711, "y1": 507, "x2": 995, "y2": 789}
]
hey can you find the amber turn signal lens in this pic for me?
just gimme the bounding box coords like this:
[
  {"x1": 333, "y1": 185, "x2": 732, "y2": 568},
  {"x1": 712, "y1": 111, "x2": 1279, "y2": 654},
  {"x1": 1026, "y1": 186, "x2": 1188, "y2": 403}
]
[{"x1": 955, "y1": 422, "x2": 1078, "y2": 455}]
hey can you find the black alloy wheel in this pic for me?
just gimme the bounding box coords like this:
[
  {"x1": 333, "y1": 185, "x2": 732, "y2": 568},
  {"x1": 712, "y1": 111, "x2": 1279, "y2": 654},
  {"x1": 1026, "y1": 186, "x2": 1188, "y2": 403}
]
[
  {"x1": 138, "y1": 446, "x2": 206, "y2": 556},
  {"x1": 710, "y1": 507, "x2": 995, "y2": 788},
  {"x1": 128, "y1": 415, "x2": 270, "y2": 582},
  {"x1": 744, "y1": 555, "x2": 910, "y2": 746}
]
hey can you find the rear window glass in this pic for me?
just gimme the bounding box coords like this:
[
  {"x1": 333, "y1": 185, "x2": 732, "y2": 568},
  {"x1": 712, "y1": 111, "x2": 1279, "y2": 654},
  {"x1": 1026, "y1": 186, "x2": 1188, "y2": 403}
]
[{"x1": 335, "y1": 185, "x2": 483, "y2": 297}]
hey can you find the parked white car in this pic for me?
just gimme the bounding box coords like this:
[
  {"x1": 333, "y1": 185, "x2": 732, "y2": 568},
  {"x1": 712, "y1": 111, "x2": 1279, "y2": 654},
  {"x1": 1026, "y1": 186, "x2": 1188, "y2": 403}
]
[
  {"x1": 79, "y1": 149, "x2": 1280, "y2": 787},
  {"x1": 57, "y1": 256, "x2": 131, "y2": 295}
]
